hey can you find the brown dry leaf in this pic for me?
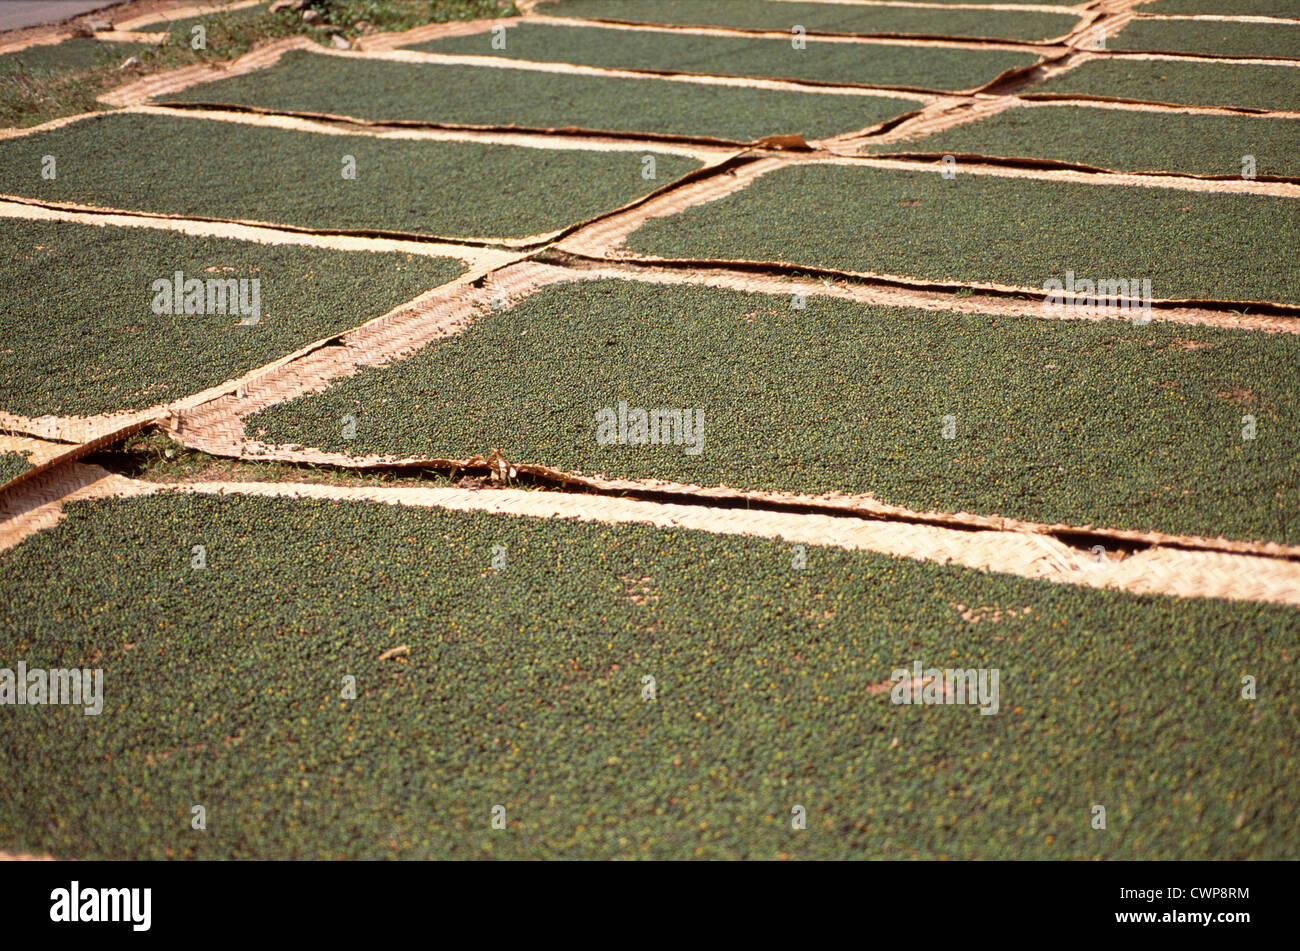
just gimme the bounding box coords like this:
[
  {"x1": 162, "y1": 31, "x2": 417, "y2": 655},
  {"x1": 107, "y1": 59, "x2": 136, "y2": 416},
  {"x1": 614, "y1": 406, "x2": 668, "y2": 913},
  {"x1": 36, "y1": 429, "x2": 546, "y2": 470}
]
[
  {"x1": 1214, "y1": 387, "x2": 1257, "y2": 406},
  {"x1": 950, "y1": 601, "x2": 1032, "y2": 623},
  {"x1": 620, "y1": 575, "x2": 659, "y2": 606}
]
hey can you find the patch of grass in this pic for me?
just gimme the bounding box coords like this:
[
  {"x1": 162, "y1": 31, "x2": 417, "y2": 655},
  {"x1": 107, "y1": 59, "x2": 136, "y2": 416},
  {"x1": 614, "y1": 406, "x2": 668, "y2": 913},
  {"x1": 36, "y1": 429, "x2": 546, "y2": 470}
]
[
  {"x1": 0, "y1": 216, "x2": 465, "y2": 417},
  {"x1": 623, "y1": 162, "x2": 1300, "y2": 304},
  {"x1": 873, "y1": 104, "x2": 1300, "y2": 178},
  {"x1": 0, "y1": 38, "x2": 154, "y2": 74},
  {"x1": 406, "y1": 21, "x2": 1040, "y2": 91},
  {"x1": 247, "y1": 279, "x2": 1300, "y2": 545},
  {"x1": 1032, "y1": 58, "x2": 1300, "y2": 112},
  {"x1": 0, "y1": 490, "x2": 1294, "y2": 859},
  {"x1": 0, "y1": 450, "x2": 30, "y2": 484},
  {"x1": 1110, "y1": 18, "x2": 1300, "y2": 58},
  {"x1": 0, "y1": 1, "x2": 515, "y2": 129},
  {"x1": 162, "y1": 0, "x2": 520, "y2": 38},
  {"x1": 0, "y1": 37, "x2": 155, "y2": 129},
  {"x1": 0, "y1": 112, "x2": 701, "y2": 238},
  {"x1": 162, "y1": 48, "x2": 923, "y2": 141},
  {"x1": 298, "y1": 0, "x2": 518, "y2": 33},
  {"x1": 542, "y1": 0, "x2": 1081, "y2": 43},
  {"x1": 156, "y1": 1, "x2": 278, "y2": 41}
]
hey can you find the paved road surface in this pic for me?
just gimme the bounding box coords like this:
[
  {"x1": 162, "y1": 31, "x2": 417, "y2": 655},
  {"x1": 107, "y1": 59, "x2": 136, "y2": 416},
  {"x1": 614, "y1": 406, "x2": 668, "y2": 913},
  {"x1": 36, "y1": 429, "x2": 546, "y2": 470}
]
[{"x1": 0, "y1": 1, "x2": 122, "y2": 32}]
